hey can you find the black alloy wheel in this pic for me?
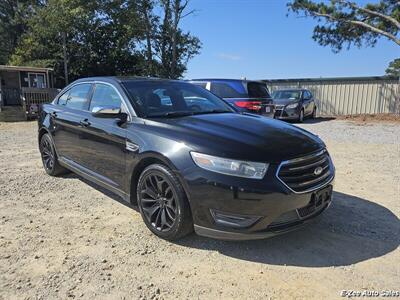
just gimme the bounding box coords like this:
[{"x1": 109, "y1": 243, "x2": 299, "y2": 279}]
[
  {"x1": 140, "y1": 172, "x2": 177, "y2": 231},
  {"x1": 137, "y1": 164, "x2": 193, "y2": 240},
  {"x1": 39, "y1": 134, "x2": 68, "y2": 176},
  {"x1": 40, "y1": 136, "x2": 55, "y2": 172}
]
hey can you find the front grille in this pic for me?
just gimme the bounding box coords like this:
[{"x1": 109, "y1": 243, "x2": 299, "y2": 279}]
[{"x1": 277, "y1": 149, "x2": 333, "y2": 193}]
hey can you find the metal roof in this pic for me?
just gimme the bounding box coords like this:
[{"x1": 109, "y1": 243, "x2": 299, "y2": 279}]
[
  {"x1": 0, "y1": 65, "x2": 53, "y2": 72},
  {"x1": 263, "y1": 75, "x2": 399, "y2": 83},
  {"x1": 189, "y1": 78, "x2": 264, "y2": 83}
]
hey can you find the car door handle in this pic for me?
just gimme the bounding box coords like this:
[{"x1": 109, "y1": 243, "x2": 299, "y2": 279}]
[{"x1": 80, "y1": 119, "x2": 91, "y2": 127}]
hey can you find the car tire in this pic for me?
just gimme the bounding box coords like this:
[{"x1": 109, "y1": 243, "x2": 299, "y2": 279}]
[
  {"x1": 137, "y1": 164, "x2": 193, "y2": 240},
  {"x1": 298, "y1": 109, "x2": 304, "y2": 123},
  {"x1": 39, "y1": 133, "x2": 69, "y2": 176}
]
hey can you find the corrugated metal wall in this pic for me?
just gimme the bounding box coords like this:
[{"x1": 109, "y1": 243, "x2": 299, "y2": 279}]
[{"x1": 265, "y1": 78, "x2": 400, "y2": 116}]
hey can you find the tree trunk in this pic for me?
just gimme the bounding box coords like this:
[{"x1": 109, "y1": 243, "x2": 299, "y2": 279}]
[
  {"x1": 161, "y1": 0, "x2": 171, "y2": 76},
  {"x1": 143, "y1": 8, "x2": 153, "y2": 76},
  {"x1": 62, "y1": 31, "x2": 69, "y2": 85},
  {"x1": 171, "y1": 0, "x2": 180, "y2": 79}
]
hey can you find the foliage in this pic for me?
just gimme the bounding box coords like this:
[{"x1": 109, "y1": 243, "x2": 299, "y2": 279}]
[
  {"x1": 385, "y1": 58, "x2": 400, "y2": 76},
  {"x1": 288, "y1": 0, "x2": 400, "y2": 52},
  {"x1": 0, "y1": 0, "x2": 42, "y2": 64},
  {"x1": 1, "y1": 0, "x2": 200, "y2": 86}
]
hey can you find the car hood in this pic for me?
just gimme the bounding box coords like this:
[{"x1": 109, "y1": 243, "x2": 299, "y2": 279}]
[
  {"x1": 143, "y1": 113, "x2": 324, "y2": 163},
  {"x1": 273, "y1": 98, "x2": 299, "y2": 106}
]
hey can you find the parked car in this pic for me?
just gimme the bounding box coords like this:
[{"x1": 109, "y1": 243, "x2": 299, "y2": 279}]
[
  {"x1": 272, "y1": 89, "x2": 317, "y2": 122},
  {"x1": 188, "y1": 79, "x2": 275, "y2": 117},
  {"x1": 38, "y1": 77, "x2": 335, "y2": 241}
]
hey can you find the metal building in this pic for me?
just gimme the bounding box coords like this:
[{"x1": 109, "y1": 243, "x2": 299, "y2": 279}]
[{"x1": 264, "y1": 76, "x2": 399, "y2": 116}]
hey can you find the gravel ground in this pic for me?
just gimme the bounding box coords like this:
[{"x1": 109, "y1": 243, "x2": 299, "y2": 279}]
[{"x1": 0, "y1": 118, "x2": 399, "y2": 300}]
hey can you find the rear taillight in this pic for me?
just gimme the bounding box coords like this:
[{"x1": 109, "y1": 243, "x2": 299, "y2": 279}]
[{"x1": 234, "y1": 101, "x2": 262, "y2": 111}]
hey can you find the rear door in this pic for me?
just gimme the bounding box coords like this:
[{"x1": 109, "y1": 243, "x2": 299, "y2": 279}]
[{"x1": 52, "y1": 83, "x2": 93, "y2": 165}]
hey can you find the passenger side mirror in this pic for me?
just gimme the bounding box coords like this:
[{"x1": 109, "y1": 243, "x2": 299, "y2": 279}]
[{"x1": 91, "y1": 106, "x2": 128, "y2": 122}]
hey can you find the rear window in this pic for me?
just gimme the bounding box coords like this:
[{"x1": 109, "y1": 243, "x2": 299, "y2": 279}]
[
  {"x1": 247, "y1": 82, "x2": 271, "y2": 98},
  {"x1": 210, "y1": 82, "x2": 246, "y2": 98}
]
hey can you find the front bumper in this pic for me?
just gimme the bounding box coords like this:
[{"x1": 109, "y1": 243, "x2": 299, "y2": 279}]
[
  {"x1": 274, "y1": 107, "x2": 300, "y2": 120},
  {"x1": 181, "y1": 161, "x2": 334, "y2": 240},
  {"x1": 194, "y1": 198, "x2": 332, "y2": 240}
]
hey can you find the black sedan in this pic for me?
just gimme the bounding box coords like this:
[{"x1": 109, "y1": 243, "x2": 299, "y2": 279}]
[
  {"x1": 38, "y1": 77, "x2": 334, "y2": 240},
  {"x1": 272, "y1": 89, "x2": 317, "y2": 122}
]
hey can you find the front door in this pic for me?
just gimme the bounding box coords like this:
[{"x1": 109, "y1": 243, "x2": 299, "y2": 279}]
[
  {"x1": 80, "y1": 83, "x2": 127, "y2": 191},
  {"x1": 302, "y1": 91, "x2": 312, "y2": 115}
]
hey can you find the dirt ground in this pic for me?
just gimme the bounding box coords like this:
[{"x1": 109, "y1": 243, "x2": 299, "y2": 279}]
[{"x1": 0, "y1": 119, "x2": 399, "y2": 300}]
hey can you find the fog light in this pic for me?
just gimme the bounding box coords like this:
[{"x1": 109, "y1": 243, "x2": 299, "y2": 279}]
[{"x1": 210, "y1": 209, "x2": 260, "y2": 228}]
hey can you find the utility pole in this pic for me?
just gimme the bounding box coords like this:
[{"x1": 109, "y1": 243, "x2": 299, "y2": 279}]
[{"x1": 62, "y1": 32, "x2": 69, "y2": 85}]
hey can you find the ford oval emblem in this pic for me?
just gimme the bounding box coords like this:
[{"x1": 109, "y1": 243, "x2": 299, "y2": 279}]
[{"x1": 314, "y1": 166, "x2": 323, "y2": 176}]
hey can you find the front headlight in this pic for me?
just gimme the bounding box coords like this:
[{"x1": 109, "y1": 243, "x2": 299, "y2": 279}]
[
  {"x1": 190, "y1": 152, "x2": 268, "y2": 179},
  {"x1": 285, "y1": 103, "x2": 299, "y2": 109}
]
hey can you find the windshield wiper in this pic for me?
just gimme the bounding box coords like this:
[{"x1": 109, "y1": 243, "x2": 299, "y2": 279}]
[
  {"x1": 146, "y1": 111, "x2": 195, "y2": 118},
  {"x1": 192, "y1": 109, "x2": 232, "y2": 115}
]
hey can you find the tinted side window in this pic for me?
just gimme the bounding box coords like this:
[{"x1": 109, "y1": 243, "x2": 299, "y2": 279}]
[
  {"x1": 303, "y1": 91, "x2": 312, "y2": 100},
  {"x1": 247, "y1": 82, "x2": 271, "y2": 98},
  {"x1": 210, "y1": 83, "x2": 245, "y2": 98},
  {"x1": 62, "y1": 84, "x2": 92, "y2": 110},
  {"x1": 89, "y1": 84, "x2": 122, "y2": 111}
]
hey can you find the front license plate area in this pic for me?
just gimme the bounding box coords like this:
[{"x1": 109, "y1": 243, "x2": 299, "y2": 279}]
[{"x1": 297, "y1": 185, "x2": 333, "y2": 218}]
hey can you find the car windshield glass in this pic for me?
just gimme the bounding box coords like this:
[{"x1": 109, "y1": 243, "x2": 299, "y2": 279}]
[
  {"x1": 247, "y1": 82, "x2": 271, "y2": 98},
  {"x1": 272, "y1": 90, "x2": 301, "y2": 100},
  {"x1": 122, "y1": 81, "x2": 235, "y2": 118}
]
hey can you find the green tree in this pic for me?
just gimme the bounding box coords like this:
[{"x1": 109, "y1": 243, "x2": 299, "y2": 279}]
[
  {"x1": 10, "y1": 0, "x2": 146, "y2": 85},
  {"x1": 8, "y1": 0, "x2": 201, "y2": 85},
  {"x1": 135, "y1": 0, "x2": 201, "y2": 78},
  {"x1": 288, "y1": 0, "x2": 399, "y2": 73},
  {"x1": 385, "y1": 57, "x2": 400, "y2": 76},
  {"x1": 0, "y1": 0, "x2": 41, "y2": 64}
]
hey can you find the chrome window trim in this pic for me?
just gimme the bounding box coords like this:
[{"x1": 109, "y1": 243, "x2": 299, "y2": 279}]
[
  {"x1": 275, "y1": 149, "x2": 335, "y2": 194},
  {"x1": 53, "y1": 80, "x2": 137, "y2": 122}
]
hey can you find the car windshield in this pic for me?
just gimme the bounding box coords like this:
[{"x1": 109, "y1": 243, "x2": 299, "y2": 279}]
[
  {"x1": 122, "y1": 81, "x2": 235, "y2": 118},
  {"x1": 272, "y1": 90, "x2": 301, "y2": 100}
]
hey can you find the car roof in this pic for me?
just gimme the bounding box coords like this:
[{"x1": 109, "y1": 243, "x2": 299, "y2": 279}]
[
  {"x1": 72, "y1": 76, "x2": 183, "y2": 84},
  {"x1": 189, "y1": 78, "x2": 265, "y2": 84}
]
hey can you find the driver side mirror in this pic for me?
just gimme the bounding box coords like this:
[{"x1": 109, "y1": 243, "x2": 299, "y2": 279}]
[{"x1": 91, "y1": 106, "x2": 128, "y2": 122}]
